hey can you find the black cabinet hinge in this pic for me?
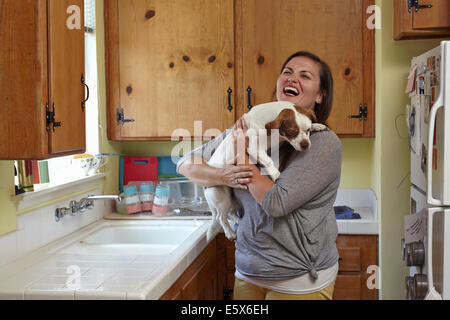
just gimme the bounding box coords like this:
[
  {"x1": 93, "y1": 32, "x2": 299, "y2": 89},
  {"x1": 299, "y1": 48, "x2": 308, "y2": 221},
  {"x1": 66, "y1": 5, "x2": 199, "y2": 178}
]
[
  {"x1": 116, "y1": 108, "x2": 135, "y2": 126},
  {"x1": 46, "y1": 103, "x2": 62, "y2": 132},
  {"x1": 348, "y1": 104, "x2": 368, "y2": 121},
  {"x1": 408, "y1": 0, "x2": 432, "y2": 13}
]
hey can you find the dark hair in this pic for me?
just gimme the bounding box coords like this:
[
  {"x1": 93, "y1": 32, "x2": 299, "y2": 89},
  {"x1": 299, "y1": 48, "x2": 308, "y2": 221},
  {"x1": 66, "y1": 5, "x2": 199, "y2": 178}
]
[
  {"x1": 279, "y1": 51, "x2": 334, "y2": 125},
  {"x1": 277, "y1": 51, "x2": 334, "y2": 172}
]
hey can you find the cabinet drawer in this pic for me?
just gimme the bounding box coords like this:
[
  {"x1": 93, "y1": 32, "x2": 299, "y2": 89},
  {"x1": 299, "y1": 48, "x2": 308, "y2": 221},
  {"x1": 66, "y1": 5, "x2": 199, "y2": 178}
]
[
  {"x1": 337, "y1": 247, "x2": 361, "y2": 272},
  {"x1": 333, "y1": 274, "x2": 361, "y2": 300}
]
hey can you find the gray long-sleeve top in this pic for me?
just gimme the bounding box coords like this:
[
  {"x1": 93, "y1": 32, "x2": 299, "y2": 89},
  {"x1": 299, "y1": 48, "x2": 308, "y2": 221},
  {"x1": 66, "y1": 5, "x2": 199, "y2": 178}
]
[{"x1": 176, "y1": 128, "x2": 342, "y2": 280}]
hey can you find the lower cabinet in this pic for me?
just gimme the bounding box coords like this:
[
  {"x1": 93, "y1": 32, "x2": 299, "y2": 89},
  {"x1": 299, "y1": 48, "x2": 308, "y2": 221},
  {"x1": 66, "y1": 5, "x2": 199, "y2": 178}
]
[
  {"x1": 334, "y1": 235, "x2": 379, "y2": 300},
  {"x1": 216, "y1": 233, "x2": 379, "y2": 300},
  {"x1": 160, "y1": 238, "x2": 218, "y2": 300},
  {"x1": 161, "y1": 234, "x2": 378, "y2": 300}
]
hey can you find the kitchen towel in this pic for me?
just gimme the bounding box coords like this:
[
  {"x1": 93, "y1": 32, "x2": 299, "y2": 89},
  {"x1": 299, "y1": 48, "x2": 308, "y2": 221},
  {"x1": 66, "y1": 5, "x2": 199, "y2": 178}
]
[{"x1": 334, "y1": 206, "x2": 361, "y2": 220}]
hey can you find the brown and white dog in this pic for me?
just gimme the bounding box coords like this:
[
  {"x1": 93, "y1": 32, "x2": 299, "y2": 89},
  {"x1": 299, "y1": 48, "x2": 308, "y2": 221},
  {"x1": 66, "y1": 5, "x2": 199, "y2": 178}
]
[{"x1": 205, "y1": 101, "x2": 327, "y2": 240}]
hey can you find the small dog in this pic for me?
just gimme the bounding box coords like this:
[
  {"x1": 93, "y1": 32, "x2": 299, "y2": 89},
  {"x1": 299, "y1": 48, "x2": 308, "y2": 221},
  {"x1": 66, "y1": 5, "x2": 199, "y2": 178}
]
[{"x1": 205, "y1": 101, "x2": 327, "y2": 240}]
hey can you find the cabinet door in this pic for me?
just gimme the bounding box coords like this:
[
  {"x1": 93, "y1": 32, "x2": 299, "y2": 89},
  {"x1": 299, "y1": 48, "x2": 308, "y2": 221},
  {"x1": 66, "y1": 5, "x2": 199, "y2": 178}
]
[
  {"x1": 393, "y1": 0, "x2": 450, "y2": 40},
  {"x1": 412, "y1": 0, "x2": 450, "y2": 30},
  {"x1": 107, "y1": 0, "x2": 235, "y2": 140},
  {"x1": 240, "y1": 0, "x2": 374, "y2": 137},
  {"x1": 48, "y1": 0, "x2": 86, "y2": 155},
  {"x1": 0, "y1": 0, "x2": 49, "y2": 160}
]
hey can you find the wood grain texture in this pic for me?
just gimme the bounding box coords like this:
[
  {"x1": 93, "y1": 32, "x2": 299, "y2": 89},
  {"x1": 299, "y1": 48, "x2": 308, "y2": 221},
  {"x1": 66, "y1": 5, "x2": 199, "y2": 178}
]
[
  {"x1": 160, "y1": 238, "x2": 217, "y2": 300},
  {"x1": 335, "y1": 234, "x2": 379, "y2": 300},
  {"x1": 107, "y1": 0, "x2": 235, "y2": 140},
  {"x1": 0, "y1": 0, "x2": 86, "y2": 160},
  {"x1": 412, "y1": 0, "x2": 450, "y2": 30},
  {"x1": 394, "y1": 0, "x2": 450, "y2": 40},
  {"x1": 48, "y1": 0, "x2": 86, "y2": 155},
  {"x1": 217, "y1": 233, "x2": 378, "y2": 300},
  {"x1": 240, "y1": 0, "x2": 366, "y2": 136},
  {"x1": 0, "y1": 0, "x2": 48, "y2": 159}
]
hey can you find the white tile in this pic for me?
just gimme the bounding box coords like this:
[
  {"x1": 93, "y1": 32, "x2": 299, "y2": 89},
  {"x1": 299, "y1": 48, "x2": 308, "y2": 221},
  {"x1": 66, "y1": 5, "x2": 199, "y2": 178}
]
[
  {"x1": 349, "y1": 189, "x2": 371, "y2": 207},
  {"x1": 44, "y1": 267, "x2": 90, "y2": 276},
  {"x1": 336, "y1": 220, "x2": 348, "y2": 234},
  {"x1": 75, "y1": 289, "x2": 125, "y2": 300},
  {"x1": 334, "y1": 189, "x2": 351, "y2": 207},
  {"x1": 24, "y1": 288, "x2": 75, "y2": 300},
  {"x1": 0, "y1": 231, "x2": 19, "y2": 267}
]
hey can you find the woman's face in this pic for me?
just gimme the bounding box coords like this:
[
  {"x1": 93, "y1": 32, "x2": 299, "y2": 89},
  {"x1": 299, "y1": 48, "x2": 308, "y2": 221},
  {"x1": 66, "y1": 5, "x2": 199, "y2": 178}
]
[{"x1": 276, "y1": 56, "x2": 323, "y2": 110}]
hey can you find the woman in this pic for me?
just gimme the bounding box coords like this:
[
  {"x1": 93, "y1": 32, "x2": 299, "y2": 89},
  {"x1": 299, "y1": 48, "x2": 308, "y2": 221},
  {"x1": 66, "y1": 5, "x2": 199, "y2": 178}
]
[{"x1": 177, "y1": 51, "x2": 341, "y2": 300}]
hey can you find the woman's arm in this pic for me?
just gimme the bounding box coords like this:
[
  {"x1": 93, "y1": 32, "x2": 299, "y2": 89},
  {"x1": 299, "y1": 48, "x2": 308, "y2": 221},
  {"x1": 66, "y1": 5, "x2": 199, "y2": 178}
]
[
  {"x1": 176, "y1": 124, "x2": 253, "y2": 190},
  {"x1": 178, "y1": 157, "x2": 253, "y2": 190}
]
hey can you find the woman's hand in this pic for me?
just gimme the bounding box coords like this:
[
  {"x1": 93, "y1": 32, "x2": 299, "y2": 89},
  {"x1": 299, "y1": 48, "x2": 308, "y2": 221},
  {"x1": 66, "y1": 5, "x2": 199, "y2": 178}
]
[{"x1": 220, "y1": 165, "x2": 253, "y2": 190}]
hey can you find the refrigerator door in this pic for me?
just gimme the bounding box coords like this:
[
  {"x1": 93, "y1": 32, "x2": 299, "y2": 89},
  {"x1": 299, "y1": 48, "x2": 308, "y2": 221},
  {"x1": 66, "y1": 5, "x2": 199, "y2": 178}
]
[
  {"x1": 410, "y1": 94, "x2": 427, "y2": 193},
  {"x1": 425, "y1": 208, "x2": 450, "y2": 300},
  {"x1": 426, "y1": 41, "x2": 450, "y2": 206}
]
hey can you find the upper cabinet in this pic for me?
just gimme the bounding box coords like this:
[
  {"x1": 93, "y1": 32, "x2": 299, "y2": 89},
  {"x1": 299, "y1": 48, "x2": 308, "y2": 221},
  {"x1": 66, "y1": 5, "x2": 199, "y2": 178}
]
[
  {"x1": 106, "y1": 0, "x2": 235, "y2": 140},
  {"x1": 0, "y1": 0, "x2": 86, "y2": 160},
  {"x1": 105, "y1": 0, "x2": 375, "y2": 140},
  {"x1": 238, "y1": 0, "x2": 374, "y2": 137},
  {"x1": 394, "y1": 0, "x2": 450, "y2": 40}
]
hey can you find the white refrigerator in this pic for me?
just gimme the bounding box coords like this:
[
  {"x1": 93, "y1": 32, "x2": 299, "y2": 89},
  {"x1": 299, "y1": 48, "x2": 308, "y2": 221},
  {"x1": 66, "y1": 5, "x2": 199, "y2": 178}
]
[{"x1": 404, "y1": 41, "x2": 450, "y2": 300}]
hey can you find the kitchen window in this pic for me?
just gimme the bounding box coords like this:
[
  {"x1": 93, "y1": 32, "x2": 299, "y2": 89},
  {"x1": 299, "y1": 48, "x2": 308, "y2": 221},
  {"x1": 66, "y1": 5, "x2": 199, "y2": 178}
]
[{"x1": 15, "y1": 0, "x2": 100, "y2": 194}]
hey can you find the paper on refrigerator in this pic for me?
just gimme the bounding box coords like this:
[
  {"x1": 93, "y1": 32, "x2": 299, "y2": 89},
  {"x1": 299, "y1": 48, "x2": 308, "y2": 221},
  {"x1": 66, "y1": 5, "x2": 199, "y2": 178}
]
[{"x1": 404, "y1": 209, "x2": 427, "y2": 244}]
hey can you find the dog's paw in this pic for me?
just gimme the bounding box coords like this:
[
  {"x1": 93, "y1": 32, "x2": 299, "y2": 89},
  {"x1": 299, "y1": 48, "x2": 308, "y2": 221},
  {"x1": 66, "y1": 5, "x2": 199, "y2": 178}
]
[
  {"x1": 266, "y1": 167, "x2": 280, "y2": 181},
  {"x1": 311, "y1": 123, "x2": 327, "y2": 132},
  {"x1": 225, "y1": 230, "x2": 236, "y2": 240}
]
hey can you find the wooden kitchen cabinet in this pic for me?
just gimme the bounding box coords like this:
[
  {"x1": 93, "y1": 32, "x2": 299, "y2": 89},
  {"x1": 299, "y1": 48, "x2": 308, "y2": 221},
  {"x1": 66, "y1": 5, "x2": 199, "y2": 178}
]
[
  {"x1": 238, "y1": 0, "x2": 375, "y2": 137},
  {"x1": 216, "y1": 233, "x2": 379, "y2": 300},
  {"x1": 105, "y1": 0, "x2": 375, "y2": 140},
  {"x1": 334, "y1": 235, "x2": 379, "y2": 300},
  {"x1": 394, "y1": 0, "x2": 450, "y2": 40},
  {"x1": 160, "y1": 237, "x2": 218, "y2": 300},
  {"x1": 0, "y1": 0, "x2": 87, "y2": 160},
  {"x1": 105, "y1": 0, "x2": 235, "y2": 140}
]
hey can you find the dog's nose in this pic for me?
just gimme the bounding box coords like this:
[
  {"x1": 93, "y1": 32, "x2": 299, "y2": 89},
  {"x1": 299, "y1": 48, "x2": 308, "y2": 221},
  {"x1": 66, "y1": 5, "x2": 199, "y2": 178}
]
[{"x1": 300, "y1": 140, "x2": 310, "y2": 150}]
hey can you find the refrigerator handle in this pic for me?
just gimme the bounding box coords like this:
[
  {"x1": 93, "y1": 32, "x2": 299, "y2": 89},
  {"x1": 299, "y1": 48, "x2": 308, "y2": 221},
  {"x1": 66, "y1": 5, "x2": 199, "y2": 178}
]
[
  {"x1": 427, "y1": 100, "x2": 444, "y2": 206},
  {"x1": 425, "y1": 208, "x2": 443, "y2": 300}
]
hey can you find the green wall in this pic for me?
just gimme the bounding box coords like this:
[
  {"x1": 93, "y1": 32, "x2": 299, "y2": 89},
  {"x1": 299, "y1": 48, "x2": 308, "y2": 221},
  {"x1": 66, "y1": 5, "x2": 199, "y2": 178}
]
[
  {"x1": 0, "y1": 0, "x2": 448, "y2": 300},
  {"x1": 374, "y1": 0, "x2": 445, "y2": 299}
]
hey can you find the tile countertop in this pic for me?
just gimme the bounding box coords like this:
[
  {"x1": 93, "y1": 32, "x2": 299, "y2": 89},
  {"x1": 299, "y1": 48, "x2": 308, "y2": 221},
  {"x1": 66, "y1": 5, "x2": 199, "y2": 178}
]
[
  {"x1": 106, "y1": 188, "x2": 379, "y2": 235},
  {"x1": 334, "y1": 188, "x2": 378, "y2": 235},
  {"x1": 0, "y1": 219, "x2": 213, "y2": 300},
  {"x1": 0, "y1": 188, "x2": 377, "y2": 300}
]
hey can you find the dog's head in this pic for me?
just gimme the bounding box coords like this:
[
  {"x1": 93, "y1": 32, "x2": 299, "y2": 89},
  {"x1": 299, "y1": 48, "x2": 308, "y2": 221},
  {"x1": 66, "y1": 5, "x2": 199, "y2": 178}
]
[{"x1": 265, "y1": 106, "x2": 320, "y2": 152}]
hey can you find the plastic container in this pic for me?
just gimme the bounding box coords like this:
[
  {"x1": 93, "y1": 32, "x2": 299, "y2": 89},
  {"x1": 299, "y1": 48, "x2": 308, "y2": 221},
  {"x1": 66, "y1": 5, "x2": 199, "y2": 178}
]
[
  {"x1": 123, "y1": 184, "x2": 142, "y2": 214},
  {"x1": 152, "y1": 184, "x2": 169, "y2": 216},
  {"x1": 139, "y1": 182, "x2": 154, "y2": 213}
]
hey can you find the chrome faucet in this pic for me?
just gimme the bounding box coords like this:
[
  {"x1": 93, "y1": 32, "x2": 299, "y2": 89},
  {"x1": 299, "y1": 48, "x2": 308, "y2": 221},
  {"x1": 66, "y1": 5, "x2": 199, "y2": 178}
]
[{"x1": 55, "y1": 194, "x2": 122, "y2": 222}]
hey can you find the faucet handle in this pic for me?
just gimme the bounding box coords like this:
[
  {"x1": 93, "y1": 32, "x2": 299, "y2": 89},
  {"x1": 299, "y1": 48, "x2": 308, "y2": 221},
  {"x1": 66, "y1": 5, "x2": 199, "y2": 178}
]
[{"x1": 55, "y1": 207, "x2": 71, "y2": 222}]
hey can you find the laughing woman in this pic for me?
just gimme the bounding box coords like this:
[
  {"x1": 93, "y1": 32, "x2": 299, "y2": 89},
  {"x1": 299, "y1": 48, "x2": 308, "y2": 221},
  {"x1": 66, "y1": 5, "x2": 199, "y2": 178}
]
[{"x1": 177, "y1": 51, "x2": 342, "y2": 300}]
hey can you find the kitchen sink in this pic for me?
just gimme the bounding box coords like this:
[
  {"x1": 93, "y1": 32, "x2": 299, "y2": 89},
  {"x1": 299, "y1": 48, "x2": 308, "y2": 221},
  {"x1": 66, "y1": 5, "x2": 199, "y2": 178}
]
[{"x1": 56, "y1": 220, "x2": 207, "y2": 255}]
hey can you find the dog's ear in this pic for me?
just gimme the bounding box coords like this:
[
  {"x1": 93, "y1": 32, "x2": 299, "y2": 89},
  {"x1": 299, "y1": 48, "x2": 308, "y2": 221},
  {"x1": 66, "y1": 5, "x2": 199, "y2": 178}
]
[
  {"x1": 265, "y1": 109, "x2": 295, "y2": 136},
  {"x1": 294, "y1": 105, "x2": 317, "y2": 123}
]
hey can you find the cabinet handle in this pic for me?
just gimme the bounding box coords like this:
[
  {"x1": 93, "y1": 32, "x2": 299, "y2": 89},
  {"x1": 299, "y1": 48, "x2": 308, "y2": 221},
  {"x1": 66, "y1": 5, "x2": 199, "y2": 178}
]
[
  {"x1": 81, "y1": 74, "x2": 90, "y2": 112},
  {"x1": 227, "y1": 88, "x2": 233, "y2": 112},
  {"x1": 247, "y1": 86, "x2": 253, "y2": 110}
]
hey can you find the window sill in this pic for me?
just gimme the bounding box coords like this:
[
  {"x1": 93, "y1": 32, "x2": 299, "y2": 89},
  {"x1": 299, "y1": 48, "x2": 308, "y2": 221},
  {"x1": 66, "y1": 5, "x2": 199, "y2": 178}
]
[{"x1": 13, "y1": 172, "x2": 110, "y2": 214}]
